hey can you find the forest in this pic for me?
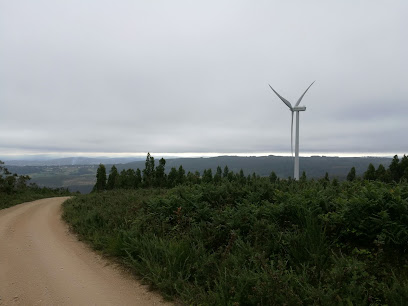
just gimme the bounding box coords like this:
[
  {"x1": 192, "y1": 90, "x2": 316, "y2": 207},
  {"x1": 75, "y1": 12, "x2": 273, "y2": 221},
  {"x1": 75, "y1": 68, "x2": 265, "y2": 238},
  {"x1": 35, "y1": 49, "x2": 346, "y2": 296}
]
[{"x1": 61, "y1": 154, "x2": 408, "y2": 305}]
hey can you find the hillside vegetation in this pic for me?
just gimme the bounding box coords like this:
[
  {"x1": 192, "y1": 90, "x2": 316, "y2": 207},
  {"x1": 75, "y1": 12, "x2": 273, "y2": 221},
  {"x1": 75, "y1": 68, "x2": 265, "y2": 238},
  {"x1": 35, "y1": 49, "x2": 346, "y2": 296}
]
[
  {"x1": 62, "y1": 154, "x2": 408, "y2": 305},
  {"x1": 0, "y1": 161, "x2": 72, "y2": 209}
]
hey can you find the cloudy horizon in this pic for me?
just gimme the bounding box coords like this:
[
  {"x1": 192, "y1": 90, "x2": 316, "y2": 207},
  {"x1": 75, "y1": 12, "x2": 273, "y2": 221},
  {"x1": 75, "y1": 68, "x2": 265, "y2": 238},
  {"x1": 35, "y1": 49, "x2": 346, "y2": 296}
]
[{"x1": 1, "y1": 1, "x2": 407, "y2": 158}]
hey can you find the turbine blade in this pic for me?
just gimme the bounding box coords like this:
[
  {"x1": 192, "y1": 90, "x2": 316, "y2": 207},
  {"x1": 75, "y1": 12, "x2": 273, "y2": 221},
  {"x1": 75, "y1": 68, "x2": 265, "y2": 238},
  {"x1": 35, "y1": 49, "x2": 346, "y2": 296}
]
[
  {"x1": 291, "y1": 111, "x2": 294, "y2": 158},
  {"x1": 268, "y1": 84, "x2": 293, "y2": 110},
  {"x1": 295, "y1": 81, "x2": 315, "y2": 107}
]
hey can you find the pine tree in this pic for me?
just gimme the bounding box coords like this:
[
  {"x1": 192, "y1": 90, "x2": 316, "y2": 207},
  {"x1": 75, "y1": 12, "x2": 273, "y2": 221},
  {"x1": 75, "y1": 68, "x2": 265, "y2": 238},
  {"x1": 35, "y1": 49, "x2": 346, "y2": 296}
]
[
  {"x1": 202, "y1": 169, "x2": 213, "y2": 183},
  {"x1": 300, "y1": 171, "x2": 307, "y2": 182},
  {"x1": 135, "y1": 168, "x2": 142, "y2": 188},
  {"x1": 404, "y1": 167, "x2": 408, "y2": 180},
  {"x1": 389, "y1": 155, "x2": 401, "y2": 182},
  {"x1": 247, "y1": 174, "x2": 252, "y2": 184},
  {"x1": 118, "y1": 169, "x2": 127, "y2": 188},
  {"x1": 347, "y1": 167, "x2": 356, "y2": 181},
  {"x1": 142, "y1": 153, "x2": 155, "y2": 187},
  {"x1": 155, "y1": 158, "x2": 166, "y2": 187},
  {"x1": 269, "y1": 171, "x2": 278, "y2": 183},
  {"x1": 238, "y1": 169, "x2": 246, "y2": 184},
  {"x1": 125, "y1": 169, "x2": 136, "y2": 188},
  {"x1": 106, "y1": 165, "x2": 119, "y2": 190},
  {"x1": 223, "y1": 166, "x2": 229, "y2": 178},
  {"x1": 214, "y1": 166, "x2": 222, "y2": 184},
  {"x1": 94, "y1": 164, "x2": 107, "y2": 191},
  {"x1": 227, "y1": 170, "x2": 235, "y2": 182},
  {"x1": 400, "y1": 155, "x2": 408, "y2": 180},
  {"x1": 364, "y1": 163, "x2": 377, "y2": 181},
  {"x1": 167, "y1": 167, "x2": 178, "y2": 188},
  {"x1": 376, "y1": 164, "x2": 387, "y2": 182},
  {"x1": 194, "y1": 171, "x2": 201, "y2": 184},
  {"x1": 177, "y1": 165, "x2": 186, "y2": 185}
]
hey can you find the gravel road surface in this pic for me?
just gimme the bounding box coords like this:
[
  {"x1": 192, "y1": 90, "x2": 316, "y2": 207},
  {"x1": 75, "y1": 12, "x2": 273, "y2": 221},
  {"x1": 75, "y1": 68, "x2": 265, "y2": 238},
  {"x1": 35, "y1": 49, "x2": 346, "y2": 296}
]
[{"x1": 0, "y1": 197, "x2": 169, "y2": 305}]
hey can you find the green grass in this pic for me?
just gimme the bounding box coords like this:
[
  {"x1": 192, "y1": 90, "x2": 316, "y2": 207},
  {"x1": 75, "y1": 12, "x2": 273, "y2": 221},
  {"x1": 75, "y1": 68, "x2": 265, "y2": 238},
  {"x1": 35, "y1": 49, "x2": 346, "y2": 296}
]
[
  {"x1": 62, "y1": 179, "x2": 408, "y2": 305},
  {"x1": 0, "y1": 187, "x2": 72, "y2": 210}
]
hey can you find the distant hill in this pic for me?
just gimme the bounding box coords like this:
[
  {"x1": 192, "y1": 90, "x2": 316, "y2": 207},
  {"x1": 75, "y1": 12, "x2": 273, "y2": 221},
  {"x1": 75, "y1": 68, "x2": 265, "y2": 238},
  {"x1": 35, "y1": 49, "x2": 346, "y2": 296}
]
[{"x1": 119, "y1": 155, "x2": 393, "y2": 179}]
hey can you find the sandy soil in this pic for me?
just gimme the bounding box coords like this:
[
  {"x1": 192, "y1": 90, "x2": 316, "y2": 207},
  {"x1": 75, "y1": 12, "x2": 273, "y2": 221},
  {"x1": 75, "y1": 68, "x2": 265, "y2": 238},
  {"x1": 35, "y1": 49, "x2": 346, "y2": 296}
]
[{"x1": 0, "y1": 197, "x2": 170, "y2": 305}]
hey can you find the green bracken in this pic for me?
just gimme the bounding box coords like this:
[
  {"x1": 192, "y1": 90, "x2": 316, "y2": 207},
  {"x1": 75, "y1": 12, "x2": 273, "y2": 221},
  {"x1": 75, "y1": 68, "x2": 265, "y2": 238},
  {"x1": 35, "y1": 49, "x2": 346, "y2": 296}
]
[{"x1": 62, "y1": 178, "x2": 408, "y2": 305}]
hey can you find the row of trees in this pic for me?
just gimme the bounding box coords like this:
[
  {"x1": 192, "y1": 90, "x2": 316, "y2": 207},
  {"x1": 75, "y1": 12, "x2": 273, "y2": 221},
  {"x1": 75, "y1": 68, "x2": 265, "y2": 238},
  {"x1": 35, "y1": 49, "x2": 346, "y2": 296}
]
[
  {"x1": 93, "y1": 153, "x2": 269, "y2": 191},
  {"x1": 94, "y1": 154, "x2": 408, "y2": 192},
  {"x1": 347, "y1": 154, "x2": 408, "y2": 182}
]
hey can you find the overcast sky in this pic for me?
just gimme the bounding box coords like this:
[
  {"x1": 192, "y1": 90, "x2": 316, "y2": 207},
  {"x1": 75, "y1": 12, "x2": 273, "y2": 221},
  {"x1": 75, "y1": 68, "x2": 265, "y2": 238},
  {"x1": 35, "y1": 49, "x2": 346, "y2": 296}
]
[{"x1": 1, "y1": 1, "x2": 407, "y2": 158}]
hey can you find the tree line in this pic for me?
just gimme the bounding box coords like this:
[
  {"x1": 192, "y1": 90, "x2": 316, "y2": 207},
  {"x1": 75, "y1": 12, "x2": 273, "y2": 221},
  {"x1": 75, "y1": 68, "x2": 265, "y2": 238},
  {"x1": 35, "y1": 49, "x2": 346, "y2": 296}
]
[
  {"x1": 348, "y1": 154, "x2": 408, "y2": 182},
  {"x1": 93, "y1": 153, "x2": 408, "y2": 192},
  {"x1": 93, "y1": 153, "x2": 269, "y2": 191}
]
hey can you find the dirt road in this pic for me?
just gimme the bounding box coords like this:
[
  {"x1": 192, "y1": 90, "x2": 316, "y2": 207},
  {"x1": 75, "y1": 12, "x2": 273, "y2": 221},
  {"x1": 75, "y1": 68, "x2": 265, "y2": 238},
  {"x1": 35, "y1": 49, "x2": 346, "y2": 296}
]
[{"x1": 0, "y1": 197, "x2": 169, "y2": 305}]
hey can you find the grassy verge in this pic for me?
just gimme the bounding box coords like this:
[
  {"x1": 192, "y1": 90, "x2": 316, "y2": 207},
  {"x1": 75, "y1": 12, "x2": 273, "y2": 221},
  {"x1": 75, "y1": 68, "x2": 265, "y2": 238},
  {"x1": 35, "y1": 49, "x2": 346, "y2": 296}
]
[
  {"x1": 0, "y1": 187, "x2": 72, "y2": 210},
  {"x1": 62, "y1": 180, "x2": 408, "y2": 305}
]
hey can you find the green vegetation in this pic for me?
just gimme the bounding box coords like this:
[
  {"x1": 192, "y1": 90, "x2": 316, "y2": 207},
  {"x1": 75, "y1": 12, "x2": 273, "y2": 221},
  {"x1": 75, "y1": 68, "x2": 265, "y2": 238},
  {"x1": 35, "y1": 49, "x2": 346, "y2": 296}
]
[
  {"x1": 6, "y1": 155, "x2": 395, "y2": 194},
  {"x1": 0, "y1": 160, "x2": 72, "y2": 210},
  {"x1": 62, "y1": 154, "x2": 408, "y2": 305}
]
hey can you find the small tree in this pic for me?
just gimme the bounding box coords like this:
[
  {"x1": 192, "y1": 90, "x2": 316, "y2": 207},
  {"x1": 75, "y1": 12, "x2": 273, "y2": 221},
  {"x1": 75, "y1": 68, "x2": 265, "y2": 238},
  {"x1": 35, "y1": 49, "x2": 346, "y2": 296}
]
[
  {"x1": 238, "y1": 169, "x2": 246, "y2": 185},
  {"x1": 194, "y1": 171, "x2": 201, "y2": 184},
  {"x1": 404, "y1": 167, "x2": 408, "y2": 180},
  {"x1": 176, "y1": 165, "x2": 186, "y2": 185},
  {"x1": 389, "y1": 155, "x2": 401, "y2": 182},
  {"x1": 125, "y1": 169, "x2": 137, "y2": 188},
  {"x1": 223, "y1": 166, "x2": 229, "y2": 179},
  {"x1": 118, "y1": 169, "x2": 127, "y2": 188},
  {"x1": 227, "y1": 170, "x2": 235, "y2": 182},
  {"x1": 269, "y1": 171, "x2": 278, "y2": 183},
  {"x1": 167, "y1": 167, "x2": 178, "y2": 188},
  {"x1": 214, "y1": 166, "x2": 222, "y2": 184},
  {"x1": 143, "y1": 153, "x2": 155, "y2": 187},
  {"x1": 347, "y1": 167, "x2": 356, "y2": 182},
  {"x1": 202, "y1": 169, "x2": 213, "y2": 183},
  {"x1": 16, "y1": 174, "x2": 30, "y2": 190},
  {"x1": 363, "y1": 163, "x2": 377, "y2": 181},
  {"x1": 94, "y1": 164, "x2": 107, "y2": 191},
  {"x1": 400, "y1": 155, "x2": 408, "y2": 180},
  {"x1": 375, "y1": 164, "x2": 387, "y2": 182},
  {"x1": 155, "y1": 158, "x2": 166, "y2": 188},
  {"x1": 0, "y1": 161, "x2": 16, "y2": 193},
  {"x1": 300, "y1": 171, "x2": 307, "y2": 182},
  {"x1": 106, "y1": 165, "x2": 119, "y2": 190},
  {"x1": 135, "y1": 168, "x2": 142, "y2": 188}
]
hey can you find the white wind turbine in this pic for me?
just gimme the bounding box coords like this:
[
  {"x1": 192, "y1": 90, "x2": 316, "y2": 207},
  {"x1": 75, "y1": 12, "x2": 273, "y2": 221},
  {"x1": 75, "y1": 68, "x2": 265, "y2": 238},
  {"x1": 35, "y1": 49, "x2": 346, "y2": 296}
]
[{"x1": 268, "y1": 81, "x2": 315, "y2": 180}]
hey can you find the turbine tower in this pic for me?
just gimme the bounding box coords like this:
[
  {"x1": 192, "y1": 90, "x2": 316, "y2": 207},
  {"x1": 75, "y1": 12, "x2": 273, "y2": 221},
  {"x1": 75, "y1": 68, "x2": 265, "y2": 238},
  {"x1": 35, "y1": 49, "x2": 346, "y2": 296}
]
[{"x1": 268, "y1": 81, "x2": 315, "y2": 180}]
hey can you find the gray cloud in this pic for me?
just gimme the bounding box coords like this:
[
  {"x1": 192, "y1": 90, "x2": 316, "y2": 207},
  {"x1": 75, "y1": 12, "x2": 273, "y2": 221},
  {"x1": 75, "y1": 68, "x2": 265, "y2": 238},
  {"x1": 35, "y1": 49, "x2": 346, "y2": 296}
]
[{"x1": 1, "y1": 0, "x2": 407, "y2": 157}]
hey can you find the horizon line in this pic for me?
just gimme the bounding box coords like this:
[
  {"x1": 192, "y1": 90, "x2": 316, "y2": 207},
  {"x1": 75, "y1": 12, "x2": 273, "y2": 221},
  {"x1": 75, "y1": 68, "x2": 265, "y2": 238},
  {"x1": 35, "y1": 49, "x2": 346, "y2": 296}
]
[{"x1": 1, "y1": 151, "x2": 404, "y2": 160}]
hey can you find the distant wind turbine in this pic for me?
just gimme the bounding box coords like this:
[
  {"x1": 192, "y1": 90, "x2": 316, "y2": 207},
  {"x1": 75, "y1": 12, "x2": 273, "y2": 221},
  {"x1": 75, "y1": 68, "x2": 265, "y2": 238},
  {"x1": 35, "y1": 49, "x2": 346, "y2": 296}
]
[{"x1": 268, "y1": 81, "x2": 315, "y2": 180}]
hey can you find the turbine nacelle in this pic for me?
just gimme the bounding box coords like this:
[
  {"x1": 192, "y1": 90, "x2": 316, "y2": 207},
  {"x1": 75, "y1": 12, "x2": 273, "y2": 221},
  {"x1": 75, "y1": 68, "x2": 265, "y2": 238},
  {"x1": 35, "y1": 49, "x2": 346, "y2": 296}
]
[{"x1": 293, "y1": 106, "x2": 306, "y2": 111}]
